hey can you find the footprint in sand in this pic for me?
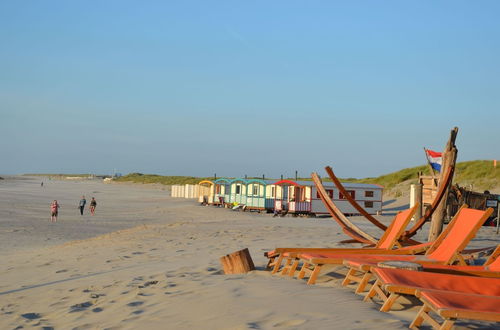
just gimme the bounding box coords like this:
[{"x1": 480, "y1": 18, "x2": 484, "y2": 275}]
[
  {"x1": 131, "y1": 252, "x2": 144, "y2": 255},
  {"x1": 92, "y1": 307, "x2": 103, "y2": 313},
  {"x1": 21, "y1": 312, "x2": 41, "y2": 320},
  {"x1": 70, "y1": 301, "x2": 93, "y2": 313},
  {"x1": 55, "y1": 269, "x2": 68, "y2": 273},
  {"x1": 272, "y1": 319, "x2": 307, "y2": 327},
  {"x1": 127, "y1": 301, "x2": 144, "y2": 307}
]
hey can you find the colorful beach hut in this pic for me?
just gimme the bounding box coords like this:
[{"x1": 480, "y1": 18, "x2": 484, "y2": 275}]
[
  {"x1": 213, "y1": 178, "x2": 232, "y2": 206},
  {"x1": 198, "y1": 180, "x2": 214, "y2": 204}
]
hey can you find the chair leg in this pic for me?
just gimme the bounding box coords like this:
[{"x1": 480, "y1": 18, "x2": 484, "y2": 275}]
[
  {"x1": 266, "y1": 257, "x2": 274, "y2": 270},
  {"x1": 288, "y1": 259, "x2": 300, "y2": 277},
  {"x1": 410, "y1": 304, "x2": 430, "y2": 329},
  {"x1": 355, "y1": 272, "x2": 372, "y2": 294},
  {"x1": 280, "y1": 257, "x2": 292, "y2": 276},
  {"x1": 439, "y1": 320, "x2": 454, "y2": 330},
  {"x1": 306, "y1": 265, "x2": 322, "y2": 285},
  {"x1": 363, "y1": 279, "x2": 380, "y2": 302},
  {"x1": 297, "y1": 263, "x2": 309, "y2": 279},
  {"x1": 271, "y1": 255, "x2": 284, "y2": 274},
  {"x1": 380, "y1": 292, "x2": 400, "y2": 312},
  {"x1": 342, "y1": 267, "x2": 358, "y2": 286}
]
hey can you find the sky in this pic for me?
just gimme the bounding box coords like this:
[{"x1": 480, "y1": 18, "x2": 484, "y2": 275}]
[{"x1": 1, "y1": 1, "x2": 499, "y2": 178}]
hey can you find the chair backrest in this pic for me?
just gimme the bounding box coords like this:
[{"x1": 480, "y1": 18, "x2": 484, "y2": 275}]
[
  {"x1": 377, "y1": 204, "x2": 418, "y2": 249},
  {"x1": 425, "y1": 207, "x2": 493, "y2": 264},
  {"x1": 485, "y1": 245, "x2": 500, "y2": 271}
]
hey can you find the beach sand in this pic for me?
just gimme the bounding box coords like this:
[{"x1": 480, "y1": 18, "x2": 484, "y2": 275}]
[{"x1": 0, "y1": 177, "x2": 498, "y2": 329}]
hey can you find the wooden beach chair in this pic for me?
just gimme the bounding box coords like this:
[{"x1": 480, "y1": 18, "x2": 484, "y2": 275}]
[
  {"x1": 339, "y1": 207, "x2": 493, "y2": 291},
  {"x1": 354, "y1": 245, "x2": 500, "y2": 312},
  {"x1": 364, "y1": 249, "x2": 500, "y2": 312},
  {"x1": 295, "y1": 206, "x2": 492, "y2": 285},
  {"x1": 265, "y1": 204, "x2": 428, "y2": 275},
  {"x1": 410, "y1": 290, "x2": 500, "y2": 329}
]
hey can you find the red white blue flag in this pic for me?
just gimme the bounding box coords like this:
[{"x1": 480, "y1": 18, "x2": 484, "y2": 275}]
[{"x1": 425, "y1": 149, "x2": 442, "y2": 172}]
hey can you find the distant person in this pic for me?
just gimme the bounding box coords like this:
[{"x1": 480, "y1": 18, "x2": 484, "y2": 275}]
[
  {"x1": 90, "y1": 197, "x2": 97, "y2": 216},
  {"x1": 78, "y1": 196, "x2": 86, "y2": 215},
  {"x1": 41, "y1": 181, "x2": 44, "y2": 187},
  {"x1": 50, "y1": 200, "x2": 60, "y2": 222}
]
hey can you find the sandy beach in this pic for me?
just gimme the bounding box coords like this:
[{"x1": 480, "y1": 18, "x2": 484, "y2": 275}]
[{"x1": 1, "y1": 176, "x2": 498, "y2": 329}]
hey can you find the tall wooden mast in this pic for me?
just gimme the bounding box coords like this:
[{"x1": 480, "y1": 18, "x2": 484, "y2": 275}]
[{"x1": 428, "y1": 127, "x2": 458, "y2": 241}]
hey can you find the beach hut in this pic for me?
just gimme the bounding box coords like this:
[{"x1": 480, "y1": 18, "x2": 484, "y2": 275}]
[
  {"x1": 273, "y1": 180, "x2": 383, "y2": 216},
  {"x1": 198, "y1": 180, "x2": 214, "y2": 204},
  {"x1": 229, "y1": 178, "x2": 248, "y2": 205},
  {"x1": 244, "y1": 179, "x2": 276, "y2": 211},
  {"x1": 213, "y1": 178, "x2": 232, "y2": 206}
]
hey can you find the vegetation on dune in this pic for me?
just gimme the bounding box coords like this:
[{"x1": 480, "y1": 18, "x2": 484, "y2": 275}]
[
  {"x1": 26, "y1": 160, "x2": 499, "y2": 193},
  {"x1": 24, "y1": 173, "x2": 102, "y2": 177},
  {"x1": 113, "y1": 173, "x2": 213, "y2": 185},
  {"x1": 454, "y1": 160, "x2": 500, "y2": 191}
]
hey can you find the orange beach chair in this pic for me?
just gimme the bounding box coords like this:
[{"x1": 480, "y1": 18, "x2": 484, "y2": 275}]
[
  {"x1": 365, "y1": 263, "x2": 500, "y2": 313},
  {"x1": 411, "y1": 290, "x2": 500, "y2": 329},
  {"x1": 297, "y1": 206, "x2": 493, "y2": 285},
  {"x1": 264, "y1": 205, "x2": 428, "y2": 275}
]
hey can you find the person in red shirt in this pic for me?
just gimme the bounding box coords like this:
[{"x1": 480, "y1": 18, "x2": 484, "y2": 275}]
[{"x1": 50, "y1": 200, "x2": 60, "y2": 222}]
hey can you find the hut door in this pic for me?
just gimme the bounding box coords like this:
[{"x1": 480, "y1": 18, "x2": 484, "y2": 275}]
[{"x1": 282, "y1": 186, "x2": 289, "y2": 210}]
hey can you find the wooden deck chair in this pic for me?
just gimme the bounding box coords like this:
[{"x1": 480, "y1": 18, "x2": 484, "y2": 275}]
[
  {"x1": 360, "y1": 245, "x2": 500, "y2": 312},
  {"x1": 265, "y1": 204, "x2": 425, "y2": 275},
  {"x1": 340, "y1": 207, "x2": 493, "y2": 292},
  {"x1": 295, "y1": 206, "x2": 492, "y2": 286},
  {"x1": 410, "y1": 291, "x2": 500, "y2": 329}
]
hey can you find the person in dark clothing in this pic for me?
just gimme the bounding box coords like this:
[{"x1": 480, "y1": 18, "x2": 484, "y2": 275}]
[
  {"x1": 78, "y1": 196, "x2": 86, "y2": 215},
  {"x1": 90, "y1": 197, "x2": 97, "y2": 216}
]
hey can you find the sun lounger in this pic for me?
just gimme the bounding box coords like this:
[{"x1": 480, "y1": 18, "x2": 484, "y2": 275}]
[
  {"x1": 341, "y1": 207, "x2": 493, "y2": 291},
  {"x1": 296, "y1": 206, "x2": 493, "y2": 285},
  {"x1": 353, "y1": 245, "x2": 500, "y2": 312},
  {"x1": 264, "y1": 204, "x2": 423, "y2": 275},
  {"x1": 411, "y1": 291, "x2": 500, "y2": 329}
]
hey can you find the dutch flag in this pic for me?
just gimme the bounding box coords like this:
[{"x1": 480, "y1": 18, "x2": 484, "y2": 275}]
[{"x1": 425, "y1": 149, "x2": 443, "y2": 172}]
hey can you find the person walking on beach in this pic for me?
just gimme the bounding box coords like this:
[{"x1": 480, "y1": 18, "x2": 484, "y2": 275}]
[
  {"x1": 89, "y1": 197, "x2": 97, "y2": 216},
  {"x1": 78, "y1": 196, "x2": 86, "y2": 215},
  {"x1": 50, "y1": 200, "x2": 60, "y2": 222}
]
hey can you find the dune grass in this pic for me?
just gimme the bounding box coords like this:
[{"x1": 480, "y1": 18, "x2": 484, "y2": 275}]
[
  {"x1": 26, "y1": 160, "x2": 499, "y2": 193},
  {"x1": 113, "y1": 173, "x2": 213, "y2": 185}
]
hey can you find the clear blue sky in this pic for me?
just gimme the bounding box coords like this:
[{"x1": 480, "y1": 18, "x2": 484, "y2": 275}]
[{"x1": 1, "y1": 1, "x2": 499, "y2": 178}]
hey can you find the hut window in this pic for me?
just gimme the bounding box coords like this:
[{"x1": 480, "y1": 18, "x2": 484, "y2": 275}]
[
  {"x1": 365, "y1": 191, "x2": 374, "y2": 198},
  {"x1": 364, "y1": 201, "x2": 374, "y2": 208},
  {"x1": 271, "y1": 186, "x2": 275, "y2": 197},
  {"x1": 235, "y1": 185, "x2": 241, "y2": 194},
  {"x1": 316, "y1": 190, "x2": 334, "y2": 199},
  {"x1": 253, "y1": 185, "x2": 259, "y2": 196},
  {"x1": 339, "y1": 190, "x2": 355, "y2": 200}
]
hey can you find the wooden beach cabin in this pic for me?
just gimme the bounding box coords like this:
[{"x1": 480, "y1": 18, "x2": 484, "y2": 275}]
[
  {"x1": 213, "y1": 178, "x2": 232, "y2": 206},
  {"x1": 198, "y1": 180, "x2": 214, "y2": 204},
  {"x1": 244, "y1": 179, "x2": 276, "y2": 211},
  {"x1": 229, "y1": 178, "x2": 248, "y2": 205},
  {"x1": 273, "y1": 180, "x2": 383, "y2": 216}
]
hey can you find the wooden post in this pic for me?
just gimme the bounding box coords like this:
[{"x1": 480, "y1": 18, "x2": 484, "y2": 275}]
[
  {"x1": 220, "y1": 248, "x2": 255, "y2": 274},
  {"x1": 496, "y1": 205, "x2": 499, "y2": 235},
  {"x1": 410, "y1": 183, "x2": 423, "y2": 221},
  {"x1": 428, "y1": 127, "x2": 458, "y2": 242}
]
